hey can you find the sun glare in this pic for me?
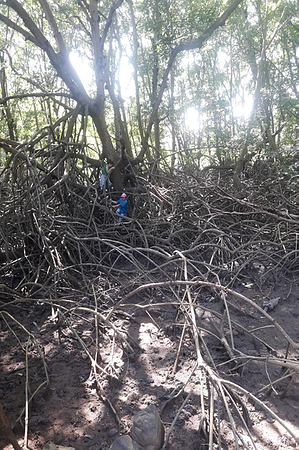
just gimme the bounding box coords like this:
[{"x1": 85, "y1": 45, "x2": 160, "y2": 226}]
[
  {"x1": 185, "y1": 106, "x2": 200, "y2": 132},
  {"x1": 118, "y1": 57, "x2": 135, "y2": 100},
  {"x1": 69, "y1": 50, "x2": 253, "y2": 123},
  {"x1": 69, "y1": 51, "x2": 93, "y2": 92},
  {"x1": 69, "y1": 49, "x2": 136, "y2": 102},
  {"x1": 233, "y1": 91, "x2": 253, "y2": 119}
]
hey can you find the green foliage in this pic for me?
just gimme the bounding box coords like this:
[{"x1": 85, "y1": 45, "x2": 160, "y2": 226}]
[{"x1": 0, "y1": 0, "x2": 297, "y2": 177}]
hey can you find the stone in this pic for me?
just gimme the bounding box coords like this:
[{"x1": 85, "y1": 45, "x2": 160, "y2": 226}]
[
  {"x1": 110, "y1": 435, "x2": 140, "y2": 450},
  {"x1": 43, "y1": 443, "x2": 75, "y2": 450},
  {"x1": 108, "y1": 428, "x2": 119, "y2": 438},
  {"x1": 131, "y1": 405, "x2": 164, "y2": 450}
]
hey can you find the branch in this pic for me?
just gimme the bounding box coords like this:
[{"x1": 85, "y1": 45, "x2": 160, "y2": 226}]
[
  {"x1": 0, "y1": 92, "x2": 75, "y2": 105},
  {"x1": 89, "y1": 0, "x2": 124, "y2": 97},
  {"x1": 1, "y1": 0, "x2": 90, "y2": 104},
  {"x1": 37, "y1": 0, "x2": 68, "y2": 54},
  {"x1": 138, "y1": 0, "x2": 244, "y2": 161},
  {"x1": 0, "y1": 403, "x2": 22, "y2": 450},
  {"x1": 105, "y1": 279, "x2": 299, "y2": 352},
  {"x1": 0, "y1": 11, "x2": 39, "y2": 46},
  {"x1": 101, "y1": 0, "x2": 124, "y2": 48},
  {"x1": 2, "y1": 0, "x2": 51, "y2": 50}
]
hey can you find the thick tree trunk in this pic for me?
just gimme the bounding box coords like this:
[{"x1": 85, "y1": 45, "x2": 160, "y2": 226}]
[
  {"x1": 1, "y1": 0, "x2": 243, "y2": 183},
  {"x1": 89, "y1": 105, "x2": 123, "y2": 191}
]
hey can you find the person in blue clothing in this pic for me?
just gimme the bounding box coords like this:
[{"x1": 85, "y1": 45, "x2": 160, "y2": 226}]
[{"x1": 110, "y1": 193, "x2": 128, "y2": 222}]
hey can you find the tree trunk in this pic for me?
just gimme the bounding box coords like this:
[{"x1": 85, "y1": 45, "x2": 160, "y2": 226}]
[
  {"x1": 0, "y1": 54, "x2": 17, "y2": 141},
  {"x1": 139, "y1": 0, "x2": 244, "y2": 162},
  {"x1": 0, "y1": 0, "x2": 244, "y2": 184}
]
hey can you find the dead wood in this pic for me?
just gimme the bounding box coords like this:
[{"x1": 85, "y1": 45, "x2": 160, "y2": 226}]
[
  {"x1": 0, "y1": 403, "x2": 22, "y2": 450},
  {"x1": 1, "y1": 136, "x2": 299, "y2": 448}
]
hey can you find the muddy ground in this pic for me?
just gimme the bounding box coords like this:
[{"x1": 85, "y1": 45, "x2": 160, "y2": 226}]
[{"x1": 1, "y1": 280, "x2": 299, "y2": 450}]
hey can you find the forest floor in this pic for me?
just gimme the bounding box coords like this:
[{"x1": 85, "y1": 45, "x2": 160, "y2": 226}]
[{"x1": 1, "y1": 277, "x2": 299, "y2": 450}]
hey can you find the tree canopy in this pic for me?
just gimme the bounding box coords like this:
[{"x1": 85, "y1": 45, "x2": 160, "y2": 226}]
[{"x1": 0, "y1": 0, "x2": 297, "y2": 189}]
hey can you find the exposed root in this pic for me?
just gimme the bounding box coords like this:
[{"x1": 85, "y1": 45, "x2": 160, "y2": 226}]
[{"x1": 1, "y1": 152, "x2": 299, "y2": 448}]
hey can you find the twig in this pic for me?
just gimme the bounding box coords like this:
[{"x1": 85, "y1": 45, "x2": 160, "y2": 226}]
[
  {"x1": 160, "y1": 362, "x2": 197, "y2": 415},
  {"x1": 105, "y1": 280, "x2": 299, "y2": 352},
  {"x1": 208, "y1": 383, "x2": 214, "y2": 450},
  {"x1": 219, "y1": 378, "x2": 299, "y2": 445},
  {"x1": 265, "y1": 352, "x2": 279, "y2": 395},
  {"x1": 24, "y1": 337, "x2": 30, "y2": 450},
  {"x1": 0, "y1": 403, "x2": 22, "y2": 450},
  {"x1": 172, "y1": 320, "x2": 187, "y2": 374},
  {"x1": 161, "y1": 391, "x2": 192, "y2": 450}
]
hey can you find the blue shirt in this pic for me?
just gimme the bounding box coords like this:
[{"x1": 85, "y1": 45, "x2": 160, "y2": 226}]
[{"x1": 117, "y1": 198, "x2": 128, "y2": 215}]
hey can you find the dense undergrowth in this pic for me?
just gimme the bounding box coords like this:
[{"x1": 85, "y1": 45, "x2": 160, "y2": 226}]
[
  {"x1": 0, "y1": 160, "x2": 298, "y2": 299},
  {"x1": 1, "y1": 159, "x2": 299, "y2": 449}
]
